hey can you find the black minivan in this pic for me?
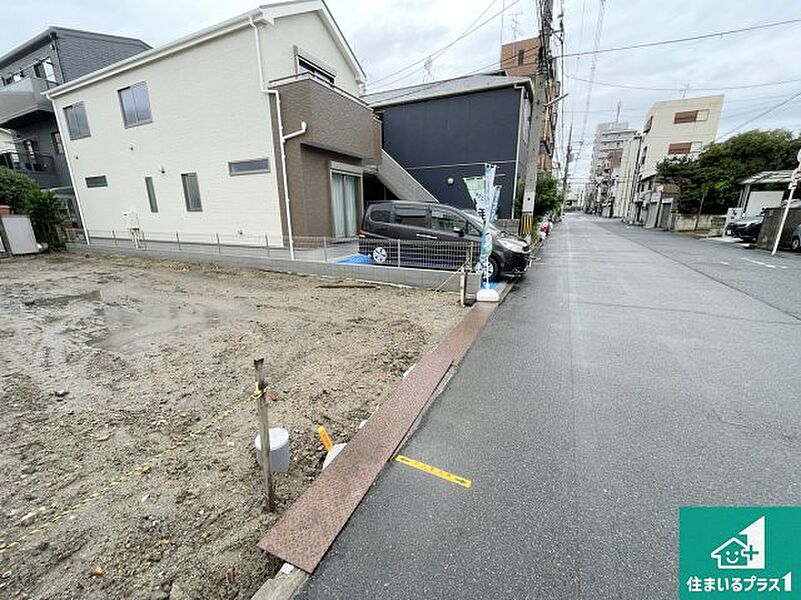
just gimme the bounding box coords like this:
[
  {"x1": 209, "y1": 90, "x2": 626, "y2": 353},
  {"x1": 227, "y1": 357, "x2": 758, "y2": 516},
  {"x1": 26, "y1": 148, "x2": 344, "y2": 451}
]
[{"x1": 358, "y1": 201, "x2": 530, "y2": 281}]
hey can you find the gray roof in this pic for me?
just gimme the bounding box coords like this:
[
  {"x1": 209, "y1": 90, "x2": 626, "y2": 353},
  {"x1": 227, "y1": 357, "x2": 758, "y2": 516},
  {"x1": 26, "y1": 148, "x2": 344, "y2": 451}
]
[
  {"x1": 0, "y1": 26, "x2": 150, "y2": 68},
  {"x1": 740, "y1": 170, "x2": 796, "y2": 185},
  {"x1": 362, "y1": 74, "x2": 532, "y2": 108}
]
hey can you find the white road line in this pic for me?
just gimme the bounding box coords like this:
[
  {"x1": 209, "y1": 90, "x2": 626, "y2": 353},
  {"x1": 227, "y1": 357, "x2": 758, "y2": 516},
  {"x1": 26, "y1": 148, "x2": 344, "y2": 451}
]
[{"x1": 740, "y1": 257, "x2": 777, "y2": 269}]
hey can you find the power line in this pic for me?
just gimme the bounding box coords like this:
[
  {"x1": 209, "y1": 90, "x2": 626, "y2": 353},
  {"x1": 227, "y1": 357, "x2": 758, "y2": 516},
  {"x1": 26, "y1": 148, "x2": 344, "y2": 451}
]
[
  {"x1": 717, "y1": 88, "x2": 801, "y2": 139},
  {"x1": 556, "y1": 17, "x2": 801, "y2": 59},
  {"x1": 366, "y1": 0, "x2": 500, "y2": 88},
  {"x1": 366, "y1": 0, "x2": 519, "y2": 92},
  {"x1": 565, "y1": 73, "x2": 801, "y2": 92},
  {"x1": 366, "y1": 16, "x2": 801, "y2": 112},
  {"x1": 576, "y1": 0, "x2": 607, "y2": 162}
]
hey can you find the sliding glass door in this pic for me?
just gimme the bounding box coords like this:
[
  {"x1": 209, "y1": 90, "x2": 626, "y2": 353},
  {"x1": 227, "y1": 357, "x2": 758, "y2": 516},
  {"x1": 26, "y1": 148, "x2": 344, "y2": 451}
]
[{"x1": 331, "y1": 172, "x2": 360, "y2": 238}]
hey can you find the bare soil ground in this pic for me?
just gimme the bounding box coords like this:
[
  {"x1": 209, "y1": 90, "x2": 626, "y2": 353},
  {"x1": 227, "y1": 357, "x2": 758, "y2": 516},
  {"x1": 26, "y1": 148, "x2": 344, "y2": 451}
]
[{"x1": 0, "y1": 253, "x2": 464, "y2": 599}]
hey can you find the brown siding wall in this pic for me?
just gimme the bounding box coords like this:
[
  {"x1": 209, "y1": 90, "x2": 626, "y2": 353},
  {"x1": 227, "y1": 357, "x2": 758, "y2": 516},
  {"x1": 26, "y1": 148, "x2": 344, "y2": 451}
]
[{"x1": 275, "y1": 78, "x2": 380, "y2": 237}]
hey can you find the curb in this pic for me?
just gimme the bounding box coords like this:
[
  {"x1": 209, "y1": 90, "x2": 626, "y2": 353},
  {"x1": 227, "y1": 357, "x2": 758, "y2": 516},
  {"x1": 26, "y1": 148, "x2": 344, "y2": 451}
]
[{"x1": 251, "y1": 277, "x2": 518, "y2": 599}]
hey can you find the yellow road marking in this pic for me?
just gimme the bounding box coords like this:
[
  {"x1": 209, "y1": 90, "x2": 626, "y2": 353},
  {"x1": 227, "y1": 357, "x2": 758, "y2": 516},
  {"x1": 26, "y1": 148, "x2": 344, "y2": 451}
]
[{"x1": 394, "y1": 455, "x2": 472, "y2": 488}]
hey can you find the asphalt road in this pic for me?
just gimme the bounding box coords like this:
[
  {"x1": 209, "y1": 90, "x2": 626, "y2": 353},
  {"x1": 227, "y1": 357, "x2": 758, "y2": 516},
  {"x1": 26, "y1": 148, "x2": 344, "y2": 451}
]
[{"x1": 296, "y1": 215, "x2": 801, "y2": 599}]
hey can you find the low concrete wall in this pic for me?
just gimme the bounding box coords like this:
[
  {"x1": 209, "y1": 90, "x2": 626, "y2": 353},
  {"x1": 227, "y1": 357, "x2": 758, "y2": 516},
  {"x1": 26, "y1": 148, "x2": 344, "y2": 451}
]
[
  {"x1": 67, "y1": 241, "x2": 482, "y2": 294},
  {"x1": 756, "y1": 207, "x2": 801, "y2": 250},
  {"x1": 669, "y1": 213, "x2": 722, "y2": 232}
]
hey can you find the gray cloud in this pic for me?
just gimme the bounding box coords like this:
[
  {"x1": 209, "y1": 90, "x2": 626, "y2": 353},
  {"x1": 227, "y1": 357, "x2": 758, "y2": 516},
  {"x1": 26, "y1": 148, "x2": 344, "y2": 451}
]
[{"x1": 3, "y1": 0, "x2": 799, "y2": 188}]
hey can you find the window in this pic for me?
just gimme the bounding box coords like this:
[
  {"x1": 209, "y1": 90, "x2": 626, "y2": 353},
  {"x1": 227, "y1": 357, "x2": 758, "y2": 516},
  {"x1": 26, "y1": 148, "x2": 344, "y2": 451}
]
[
  {"x1": 85, "y1": 176, "x2": 108, "y2": 188},
  {"x1": 431, "y1": 207, "x2": 466, "y2": 233},
  {"x1": 370, "y1": 208, "x2": 391, "y2": 223},
  {"x1": 690, "y1": 141, "x2": 703, "y2": 154},
  {"x1": 63, "y1": 102, "x2": 90, "y2": 139},
  {"x1": 674, "y1": 110, "x2": 698, "y2": 124},
  {"x1": 393, "y1": 205, "x2": 427, "y2": 228},
  {"x1": 517, "y1": 49, "x2": 525, "y2": 66},
  {"x1": 297, "y1": 56, "x2": 335, "y2": 86},
  {"x1": 228, "y1": 158, "x2": 270, "y2": 175},
  {"x1": 696, "y1": 109, "x2": 709, "y2": 122},
  {"x1": 51, "y1": 132, "x2": 63, "y2": 155},
  {"x1": 331, "y1": 172, "x2": 359, "y2": 237},
  {"x1": 181, "y1": 172, "x2": 202, "y2": 211},
  {"x1": 643, "y1": 115, "x2": 653, "y2": 133},
  {"x1": 145, "y1": 177, "x2": 158, "y2": 212},
  {"x1": 118, "y1": 82, "x2": 152, "y2": 127},
  {"x1": 668, "y1": 142, "x2": 692, "y2": 155}
]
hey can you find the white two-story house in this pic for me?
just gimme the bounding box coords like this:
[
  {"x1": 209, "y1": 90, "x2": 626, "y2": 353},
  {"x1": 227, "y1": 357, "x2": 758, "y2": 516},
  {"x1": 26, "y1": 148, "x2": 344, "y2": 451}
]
[{"x1": 47, "y1": 1, "x2": 386, "y2": 250}]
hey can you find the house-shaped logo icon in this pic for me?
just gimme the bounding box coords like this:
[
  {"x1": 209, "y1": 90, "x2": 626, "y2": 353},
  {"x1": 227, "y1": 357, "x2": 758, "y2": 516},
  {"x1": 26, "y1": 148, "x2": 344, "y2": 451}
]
[{"x1": 710, "y1": 516, "x2": 765, "y2": 570}]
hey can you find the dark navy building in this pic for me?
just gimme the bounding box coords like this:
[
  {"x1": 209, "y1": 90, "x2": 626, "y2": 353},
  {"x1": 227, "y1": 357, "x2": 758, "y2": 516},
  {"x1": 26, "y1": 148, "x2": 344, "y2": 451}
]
[{"x1": 363, "y1": 74, "x2": 533, "y2": 219}]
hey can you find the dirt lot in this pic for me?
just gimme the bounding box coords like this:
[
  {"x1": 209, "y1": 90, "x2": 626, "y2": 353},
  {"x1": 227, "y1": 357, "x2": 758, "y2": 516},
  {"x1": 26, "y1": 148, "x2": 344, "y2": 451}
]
[{"x1": 0, "y1": 253, "x2": 464, "y2": 599}]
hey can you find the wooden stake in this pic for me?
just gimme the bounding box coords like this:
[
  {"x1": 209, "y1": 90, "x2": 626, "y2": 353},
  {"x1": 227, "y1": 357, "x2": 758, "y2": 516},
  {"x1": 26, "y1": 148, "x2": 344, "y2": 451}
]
[{"x1": 253, "y1": 358, "x2": 275, "y2": 512}]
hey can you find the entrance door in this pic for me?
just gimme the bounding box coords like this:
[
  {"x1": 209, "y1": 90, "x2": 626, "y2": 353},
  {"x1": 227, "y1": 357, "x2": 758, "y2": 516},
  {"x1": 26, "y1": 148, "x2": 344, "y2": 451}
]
[{"x1": 331, "y1": 172, "x2": 360, "y2": 238}]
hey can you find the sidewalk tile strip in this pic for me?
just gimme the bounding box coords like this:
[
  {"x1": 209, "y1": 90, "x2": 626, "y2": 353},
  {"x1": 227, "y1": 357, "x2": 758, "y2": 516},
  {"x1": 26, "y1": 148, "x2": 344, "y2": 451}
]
[{"x1": 258, "y1": 302, "x2": 496, "y2": 573}]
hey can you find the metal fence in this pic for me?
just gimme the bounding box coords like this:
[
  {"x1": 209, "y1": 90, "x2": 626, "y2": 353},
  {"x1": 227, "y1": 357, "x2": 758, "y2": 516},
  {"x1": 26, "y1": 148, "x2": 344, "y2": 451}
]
[{"x1": 67, "y1": 228, "x2": 475, "y2": 272}]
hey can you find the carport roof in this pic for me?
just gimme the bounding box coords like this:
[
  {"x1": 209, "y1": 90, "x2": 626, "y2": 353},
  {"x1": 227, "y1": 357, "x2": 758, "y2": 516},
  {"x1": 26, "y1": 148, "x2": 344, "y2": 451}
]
[{"x1": 740, "y1": 170, "x2": 795, "y2": 185}]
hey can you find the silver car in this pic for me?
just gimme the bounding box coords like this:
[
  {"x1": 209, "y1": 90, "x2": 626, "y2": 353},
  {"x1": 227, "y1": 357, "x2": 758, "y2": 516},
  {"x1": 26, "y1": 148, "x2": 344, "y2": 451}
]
[{"x1": 792, "y1": 223, "x2": 801, "y2": 252}]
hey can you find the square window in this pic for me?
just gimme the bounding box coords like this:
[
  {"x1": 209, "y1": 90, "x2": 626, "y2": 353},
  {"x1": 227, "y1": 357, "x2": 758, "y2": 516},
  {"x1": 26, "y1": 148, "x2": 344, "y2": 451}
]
[
  {"x1": 63, "y1": 102, "x2": 90, "y2": 140},
  {"x1": 118, "y1": 82, "x2": 152, "y2": 127}
]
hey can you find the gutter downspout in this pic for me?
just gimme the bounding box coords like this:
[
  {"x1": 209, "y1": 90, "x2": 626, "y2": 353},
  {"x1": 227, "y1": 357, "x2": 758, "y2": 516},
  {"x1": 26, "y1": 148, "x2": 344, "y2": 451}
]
[{"x1": 249, "y1": 15, "x2": 306, "y2": 260}]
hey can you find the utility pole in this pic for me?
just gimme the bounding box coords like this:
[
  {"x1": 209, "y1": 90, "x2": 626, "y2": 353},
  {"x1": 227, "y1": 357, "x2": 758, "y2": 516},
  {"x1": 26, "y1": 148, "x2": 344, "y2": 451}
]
[
  {"x1": 561, "y1": 123, "x2": 573, "y2": 212},
  {"x1": 521, "y1": 0, "x2": 555, "y2": 238}
]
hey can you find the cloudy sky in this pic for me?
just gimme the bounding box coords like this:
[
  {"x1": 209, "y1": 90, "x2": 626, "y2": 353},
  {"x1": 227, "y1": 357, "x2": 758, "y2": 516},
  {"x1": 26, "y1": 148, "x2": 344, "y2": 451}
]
[{"x1": 4, "y1": 0, "x2": 801, "y2": 189}]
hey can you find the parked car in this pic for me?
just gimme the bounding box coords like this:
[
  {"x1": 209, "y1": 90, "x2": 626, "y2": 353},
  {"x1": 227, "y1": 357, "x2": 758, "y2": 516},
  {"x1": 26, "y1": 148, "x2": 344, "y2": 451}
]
[
  {"x1": 358, "y1": 201, "x2": 530, "y2": 281},
  {"x1": 792, "y1": 224, "x2": 801, "y2": 252},
  {"x1": 725, "y1": 214, "x2": 764, "y2": 242}
]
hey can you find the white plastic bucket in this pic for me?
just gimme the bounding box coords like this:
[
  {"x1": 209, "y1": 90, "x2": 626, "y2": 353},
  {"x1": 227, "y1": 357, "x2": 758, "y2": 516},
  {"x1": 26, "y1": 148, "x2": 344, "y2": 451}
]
[{"x1": 254, "y1": 427, "x2": 291, "y2": 473}]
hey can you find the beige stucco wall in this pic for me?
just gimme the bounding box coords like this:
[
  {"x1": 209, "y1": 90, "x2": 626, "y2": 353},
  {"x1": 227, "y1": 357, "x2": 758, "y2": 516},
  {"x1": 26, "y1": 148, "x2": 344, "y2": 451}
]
[{"x1": 639, "y1": 94, "x2": 724, "y2": 179}]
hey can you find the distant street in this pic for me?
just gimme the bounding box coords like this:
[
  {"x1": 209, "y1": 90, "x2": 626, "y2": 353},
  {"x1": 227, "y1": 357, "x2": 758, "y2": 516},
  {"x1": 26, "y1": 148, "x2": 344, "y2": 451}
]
[{"x1": 297, "y1": 215, "x2": 801, "y2": 599}]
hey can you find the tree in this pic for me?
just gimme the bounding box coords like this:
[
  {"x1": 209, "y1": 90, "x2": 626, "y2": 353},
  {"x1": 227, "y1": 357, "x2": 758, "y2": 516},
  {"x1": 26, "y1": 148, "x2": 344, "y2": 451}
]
[
  {"x1": 513, "y1": 173, "x2": 563, "y2": 217},
  {"x1": 0, "y1": 168, "x2": 65, "y2": 250},
  {"x1": 656, "y1": 129, "x2": 801, "y2": 214},
  {"x1": 0, "y1": 167, "x2": 41, "y2": 213},
  {"x1": 27, "y1": 191, "x2": 65, "y2": 250}
]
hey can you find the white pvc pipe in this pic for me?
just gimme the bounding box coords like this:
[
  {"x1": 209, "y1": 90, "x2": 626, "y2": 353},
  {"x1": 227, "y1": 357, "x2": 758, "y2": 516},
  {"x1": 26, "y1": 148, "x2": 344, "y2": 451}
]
[{"x1": 249, "y1": 16, "x2": 302, "y2": 260}]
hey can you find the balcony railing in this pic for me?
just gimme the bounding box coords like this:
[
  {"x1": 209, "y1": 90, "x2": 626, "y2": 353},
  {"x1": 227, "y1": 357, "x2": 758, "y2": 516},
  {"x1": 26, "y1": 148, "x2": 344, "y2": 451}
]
[
  {"x1": 0, "y1": 151, "x2": 63, "y2": 188},
  {"x1": 0, "y1": 151, "x2": 53, "y2": 173},
  {"x1": 0, "y1": 76, "x2": 55, "y2": 128}
]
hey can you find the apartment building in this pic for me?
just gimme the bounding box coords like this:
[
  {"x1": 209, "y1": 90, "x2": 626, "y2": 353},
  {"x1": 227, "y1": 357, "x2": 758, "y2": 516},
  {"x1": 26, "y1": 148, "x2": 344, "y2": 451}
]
[
  {"x1": 615, "y1": 134, "x2": 643, "y2": 222},
  {"x1": 632, "y1": 94, "x2": 724, "y2": 227},
  {"x1": 500, "y1": 36, "x2": 558, "y2": 173},
  {"x1": 46, "y1": 1, "x2": 386, "y2": 246},
  {"x1": 585, "y1": 121, "x2": 637, "y2": 214},
  {"x1": 0, "y1": 27, "x2": 150, "y2": 224}
]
